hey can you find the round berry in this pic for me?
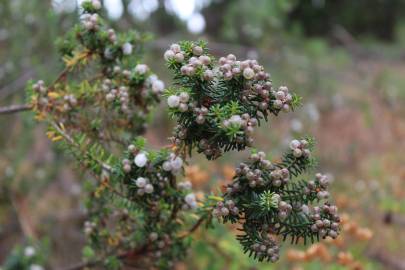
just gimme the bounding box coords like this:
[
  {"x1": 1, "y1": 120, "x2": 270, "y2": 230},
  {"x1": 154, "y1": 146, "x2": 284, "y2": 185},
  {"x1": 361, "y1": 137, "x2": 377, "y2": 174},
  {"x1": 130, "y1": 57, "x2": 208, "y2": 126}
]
[
  {"x1": 167, "y1": 95, "x2": 180, "y2": 108},
  {"x1": 243, "y1": 67, "x2": 255, "y2": 79},
  {"x1": 134, "y1": 152, "x2": 148, "y2": 167}
]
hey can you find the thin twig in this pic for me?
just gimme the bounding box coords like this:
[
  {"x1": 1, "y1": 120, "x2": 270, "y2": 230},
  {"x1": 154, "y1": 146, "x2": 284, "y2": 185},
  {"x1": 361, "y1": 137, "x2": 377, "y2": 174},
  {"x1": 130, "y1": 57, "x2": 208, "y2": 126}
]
[
  {"x1": 179, "y1": 215, "x2": 208, "y2": 239},
  {"x1": 50, "y1": 121, "x2": 112, "y2": 172},
  {"x1": 0, "y1": 104, "x2": 32, "y2": 115}
]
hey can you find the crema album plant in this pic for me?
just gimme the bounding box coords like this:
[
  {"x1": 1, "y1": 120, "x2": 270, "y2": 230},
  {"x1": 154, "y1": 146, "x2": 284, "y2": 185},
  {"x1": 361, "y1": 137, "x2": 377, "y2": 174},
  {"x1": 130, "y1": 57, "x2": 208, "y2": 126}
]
[{"x1": 0, "y1": 1, "x2": 340, "y2": 269}]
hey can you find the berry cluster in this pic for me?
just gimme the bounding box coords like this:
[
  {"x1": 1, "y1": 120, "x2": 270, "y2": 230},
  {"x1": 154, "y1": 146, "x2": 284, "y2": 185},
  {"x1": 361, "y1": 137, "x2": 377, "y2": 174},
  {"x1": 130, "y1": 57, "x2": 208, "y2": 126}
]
[
  {"x1": 273, "y1": 86, "x2": 293, "y2": 112},
  {"x1": 309, "y1": 203, "x2": 340, "y2": 239},
  {"x1": 304, "y1": 173, "x2": 331, "y2": 200},
  {"x1": 164, "y1": 41, "x2": 301, "y2": 159},
  {"x1": 32, "y1": 80, "x2": 49, "y2": 108},
  {"x1": 102, "y1": 65, "x2": 164, "y2": 115},
  {"x1": 81, "y1": 13, "x2": 100, "y2": 31},
  {"x1": 289, "y1": 139, "x2": 311, "y2": 158},
  {"x1": 164, "y1": 44, "x2": 213, "y2": 80},
  {"x1": 213, "y1": 138, "x2": 340, "y2": 262},
  {"x1": 212, "y1": 200, "x2": 240, "y2": 218},
  {"x1": 218, "y1": 54, "x2": 269, "y2": 81},
  {"x1": 167, "y1": 91, "x2": 191, "y2": 112},
  {"x1": 148, "y1": 233, "x2": 173, "y2": 259},
  {"x1": 193, "y1": 106, "x2": 209, "y2": 124},
  {"x1": 28, "y1": 0, "x2": 164, "y2": 144},
  {"x1": 135, "y1": 177, "x2": 155, "y2": 195},
  {"x1": 248, "y1": 233, "x2": 280, "y2": 263},
  {"x1": 116, "y1": 140, "x2": 197, "y2": 267},
  {"x1": 232, "y1": 151, "x2": 291, "y2": 190}
]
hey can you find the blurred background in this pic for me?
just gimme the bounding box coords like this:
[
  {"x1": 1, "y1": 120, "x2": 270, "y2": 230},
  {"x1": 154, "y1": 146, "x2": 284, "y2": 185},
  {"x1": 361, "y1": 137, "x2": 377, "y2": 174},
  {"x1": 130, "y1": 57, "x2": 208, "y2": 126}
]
[{"x1": 1, "y1": 0, "x2": 405, "y2": 269}]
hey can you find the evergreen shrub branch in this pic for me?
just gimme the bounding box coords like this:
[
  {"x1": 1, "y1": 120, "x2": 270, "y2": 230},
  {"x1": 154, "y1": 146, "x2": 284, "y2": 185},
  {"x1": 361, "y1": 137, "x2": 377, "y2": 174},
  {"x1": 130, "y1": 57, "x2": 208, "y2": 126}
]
[{"x1": 0, "y1": 1, "x2": 340, "y2": 269}]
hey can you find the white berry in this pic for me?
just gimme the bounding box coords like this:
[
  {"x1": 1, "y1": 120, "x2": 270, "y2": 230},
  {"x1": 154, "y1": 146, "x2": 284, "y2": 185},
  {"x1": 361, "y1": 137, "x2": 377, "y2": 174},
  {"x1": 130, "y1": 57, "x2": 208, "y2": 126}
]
[
  {"x1": 134, "y1": 64, "x2": 148, "y2": 75},
  {"x1": 243, "y1": 67, "x2": 255, "y2": 80},
  {"x1": 135, "y1": 177, "x2": 147, "y2": 188},
  {"x1": 170, "y1": 156, "x2": 183, "y2": 170},
  {"x1": 122, "y1": 42, "x2": 133, "y2": 55},
  {"x1": 164, "y1": 50, "x2": 175, "y2": 61},
  {"x1": 152, "y1": 80, "x2": 165, "y2": 93},
  {"x1": 167, "y1": 95, "x2": 180, "y2": 108},
  {"x1": 134, "y1": 152, "x2": 148, "y2": 167}
]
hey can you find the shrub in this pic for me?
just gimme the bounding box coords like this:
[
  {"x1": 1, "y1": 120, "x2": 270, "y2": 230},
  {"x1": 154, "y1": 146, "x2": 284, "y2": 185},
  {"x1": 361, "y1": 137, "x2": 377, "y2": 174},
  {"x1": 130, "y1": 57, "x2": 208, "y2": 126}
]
[{"x1": 0, "y1": 1, "x2": 340, "y2": 269}]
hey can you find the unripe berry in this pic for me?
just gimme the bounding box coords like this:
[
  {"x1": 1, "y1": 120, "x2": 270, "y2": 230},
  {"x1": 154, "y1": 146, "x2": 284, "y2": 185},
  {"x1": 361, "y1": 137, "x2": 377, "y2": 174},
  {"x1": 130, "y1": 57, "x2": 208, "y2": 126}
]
[
  {"x1": 170, "y1": 43, "x2": 181, "y2": 53},
  {"x1": 135, "y1": 177, "x2": 147, "y2": 188},
  {"x1": 144, "y1": 184, "x2": 154, "y2": 194},
  {"x1": 196, "y1": 115, "x2": 205, "y2": 124},
  {"x1": 303, "y1": 149, "x2": 311, "y2": 157},
  {"x1": 106, "y1": 93, "x2": 115, "y2": 102},
  {"x1": 186, "y1": 66, "x2": 195, "y2": 76},
  {"x1": 203, "y1": 69, "x2": 214, "y2": 81},
  {"x1": 164, "y1": 50, "x2": 175, "y2": 61},
  {"x1": 219, "y1": 57, "x2": 227, "y2": 65},
  {"x1": 278, "y1": 211, "x2": 288, "y2": 220},
  {"x1": 289, "y1": 139, "x2": 300, "y2": 149},
  {"x1": 174, "y1": 53, "x2": 184, "y2": 63},
  {"x1": 293, "y1": 148, "x2": 302, "y2": 158},
  {"x1": 179, "y1": 92, "x2": 190, "y2": 102},
  {"x1": 232, "y1": 67, "x2": 241, "y2": 74},
  {"x1": 279, "y1": 85, "x2": 288, "y2": 92},
  {"x1": 221, "y1": 207, "x2": 229, "y2": 216},
  {"x1": 179, "y1": 103, "x2": 188, "y2": 112},
  {"x1": 259, "y1": 102, "x2": 268, "y2": 110},
  {"x1": 192, "y1": 46, "x2": 203, "y2": 56},
  {"x1": 328, "y1": 230, "x2": 338, "y2": 239},
  {"x1": 128, "y1": 144, "x2": 136, "y2": 152},
  {"x1": 199, "y1": 55, "x2": 211, "y2": 65},
  {"x1": 227, "y1": 54, "x2": 236, "y2": 61},
  {"x1": 273, "y1": 99, "x2": 283, "y2": 109},
  {"x1": 122, "y1": 70, "x2": 131, "y2": 77},
  {"x1": 123, "y1": 164, "x2": 131, "y2": 173},
  {"x1": 276, "y1": 91, "x2": 285, "y2": 100},
  {"x1": 282, "y1": 104, "x2": 290, "y2": 112}
]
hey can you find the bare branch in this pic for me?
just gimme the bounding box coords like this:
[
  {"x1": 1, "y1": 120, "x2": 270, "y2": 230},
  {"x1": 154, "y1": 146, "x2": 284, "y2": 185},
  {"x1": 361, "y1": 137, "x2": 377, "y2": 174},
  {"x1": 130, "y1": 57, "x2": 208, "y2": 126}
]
[
  {"x1": 179, "y1": 214, "x2": 208, "y2": 239},
  {"x1": 0, "y1": 104, "x2": 32, "y2": 115}
]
